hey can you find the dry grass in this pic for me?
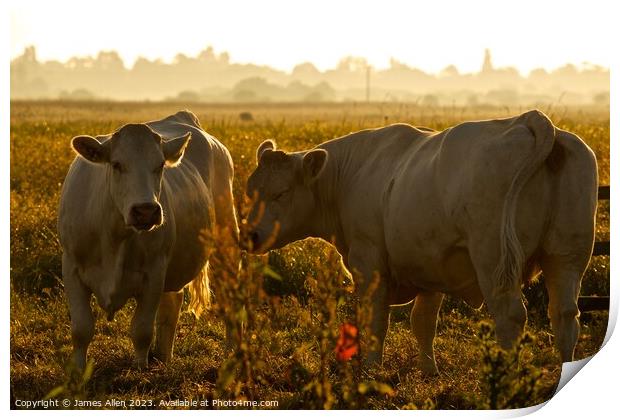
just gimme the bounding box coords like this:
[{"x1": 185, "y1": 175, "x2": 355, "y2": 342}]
[{"x1": 9, "y1": 101, "x2": 609, "y2": 409}]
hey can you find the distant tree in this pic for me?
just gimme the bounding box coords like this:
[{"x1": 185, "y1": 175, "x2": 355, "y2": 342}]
[
  {"x1": 59, "y1": 88, "x2": 96, "y2": 100},
  {"x1": 219, "y1": 51, "x2": 230, "y2": 65},
  {"x1": 528, "y1": 68, "x2": 548, "y2": 79},
  {"x1": 553, "y1": 63, "x2": 578, "y2": 76},
  {"x1": 303, "y1": 91, "x2": 324, "y2": 102},
  {"x1": 498, "y1": 67, "x2": 520, "y2": 78},
  {"x1": 337, "y1": 56, "x2": 369, "y2": 72},
  {"x1": 234, "y1": 77, "x2": 270, "y2": 93},
  {"x1": 234, "y1": 89, "x2": 257, "y2": 102},
  {"x1": 292, "y1": 62, "x2": 321, "y2": 83},
  {"x1": 175, "y1": 90, "x2": 201, "y2": 102},
  {"x1": 67, "y1": 56, "x2": 94, "y2": 70},
  {"x1": 389, "y1": 57, "x2": 410, "y2": 70},
  {"x1": 10, "y1": 46, "x2": 40, "y2": 94},
  {"x1": 95, "y1": 51, "x2": 125, "y2": 71},
  {"x1": 581, "y1": 61, "x2": 605, "y2": 72},
  {"x1": 440, "y1": 65, "x2": 459, "y2": 78},
  {"x1": 421, "y1": 94, "x2": 439, "y2": 107},
  {"x1": 198, "y1": 46, "x2": 217, "y2": 62},
  {"x1": 174, "y1": 53, "x2": 191, "y2": 65},
  {"x1": 485, "y1": 89, "x2": 518, "y2": 105},
  {"x1": 314, "y1": 81, "x2": 336, "y2": 101},
  {"x1": 467, "y1": 93, "x2": 479, "y2": 106},
  {"x1": 17, "y1": 45, "x2": 37, "y2": 63},
  {"x1": 592, "y1": 91, "x2": 610, "y2": 105}
]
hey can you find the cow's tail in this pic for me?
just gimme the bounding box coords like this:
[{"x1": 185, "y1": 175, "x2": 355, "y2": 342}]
[
  {"x1": 494, "y1": 110, "x2": 556, "y2": 295},
  {"x1": 188, "y1": 263, "x2": 211, "y2": 318}
]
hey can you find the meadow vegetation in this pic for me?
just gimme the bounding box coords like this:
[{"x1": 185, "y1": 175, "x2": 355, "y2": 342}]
[{"x1": 10, "y1": 101, "x2": 609, "y2": 409}]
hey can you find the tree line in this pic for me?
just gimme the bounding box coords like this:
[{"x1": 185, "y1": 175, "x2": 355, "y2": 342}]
[{"x1": 10, "y1": 46, "x2": 609, "y2": 105}]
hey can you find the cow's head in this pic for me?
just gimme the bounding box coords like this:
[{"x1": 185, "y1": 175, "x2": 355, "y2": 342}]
[
  {"x1": 245, "y1": 139, "x2": 328, "y2": 252},
  {"x1": 71, "y1": 124, "x2": 191, "y2": 232}
]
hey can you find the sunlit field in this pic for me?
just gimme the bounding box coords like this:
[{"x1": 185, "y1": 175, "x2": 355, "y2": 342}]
[{"x1": 9, "y1": 101, "x2": 610, "y2": 409}]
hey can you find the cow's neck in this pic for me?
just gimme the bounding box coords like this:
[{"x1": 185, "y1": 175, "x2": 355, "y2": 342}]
[
  {"x1": 307, "y1": 143, "x2": 357, "y2": 256},
  {"x1": 310, "y1": 190, "x2": 347, "y2": 253}
]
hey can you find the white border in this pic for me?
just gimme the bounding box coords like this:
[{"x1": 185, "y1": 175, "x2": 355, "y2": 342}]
[
  {"x1": 3, "y1": 1, "x2": 616, "y2": 418},
  {"x1": 2, "y1": 0, "x2": 12, "y2": 413}
]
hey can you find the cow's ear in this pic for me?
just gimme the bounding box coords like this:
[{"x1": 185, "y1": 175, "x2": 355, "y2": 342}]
[
  {"x1": 163, "y1": 132, "x2": 191, "y2": 167},
  {"x1": 72, "y1": 135, "x2": 110, "y2": 163},
  {"x1": 302, "y1": 149, "x2": 328, "y2": 185},
  {"x1": 256, "y1": 139, "x2": 276, "y2": 164}
]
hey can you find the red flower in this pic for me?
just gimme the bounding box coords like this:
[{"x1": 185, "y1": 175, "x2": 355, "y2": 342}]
[{"x1": 335, "y1": 322, "x2": 359, "y2": 361}]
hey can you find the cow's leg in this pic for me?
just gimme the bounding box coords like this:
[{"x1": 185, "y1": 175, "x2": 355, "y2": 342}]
[
  {"x1": 541, "y1": 256, "x2": 585, "y2": 362},
  {"x1": 410, "y1": 291, "x2": 444, "y2": 375},
  {"x1": 347, "y1": 245, "x2": 390, "y2": 366},
  {"x1": 131, "y1": 287, "x2": 163, "y2": 369},
  {"x1": 488, "y1": 290, "x2": 527, "y2": 350},
  {"x1": 63, "y1": 255, "x2": 94, "y2": 371},
  {"x1": 208, "y1": 260, "x2": 235, "y2": 349},
  {"x1": 470, "y1": 244, "x2": 527, "y2": 350},
  {"x1": 205, "y1": 249, "x2": 234, "y2": 349},
  {"x1": 538, "y1": 192, "x2": 594, "y2": 362},
  {"x1": 367, "y1": 285, "x2": 390, "y2": 365},
  {"x1": 361, "y1": 282, "x2": 390, "y2": 366},
  {"x1": 153, "y1": 290, "x2": 184, "y2": 363}
]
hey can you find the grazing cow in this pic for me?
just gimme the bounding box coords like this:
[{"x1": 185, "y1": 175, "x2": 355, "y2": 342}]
[
  {"x1": 58, "y1": 110, "x2": 238, "y2": 369},
  {"x1": 245, "y1": 110, "x2": 597, "y2": 374}
]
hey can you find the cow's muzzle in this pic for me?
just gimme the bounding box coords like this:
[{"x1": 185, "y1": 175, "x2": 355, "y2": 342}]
[{"x1": 128, "y1": 202, "x2": 162, "y2": 231}]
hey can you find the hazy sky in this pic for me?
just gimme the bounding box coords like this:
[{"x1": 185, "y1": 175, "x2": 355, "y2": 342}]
[{"x1": 10, "y1": 0, "x2": 611, "y2": 74}]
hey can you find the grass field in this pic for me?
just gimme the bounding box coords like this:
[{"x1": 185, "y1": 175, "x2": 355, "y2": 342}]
[{"x1": 9, "y1": 101, "x2": 610, "y2": 409}]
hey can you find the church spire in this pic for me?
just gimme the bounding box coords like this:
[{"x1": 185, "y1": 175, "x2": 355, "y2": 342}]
[{"x1": 482, "y1": 48, "x2": 493, "y2": 73}]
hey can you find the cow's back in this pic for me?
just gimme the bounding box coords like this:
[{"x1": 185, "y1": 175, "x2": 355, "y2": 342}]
[
  {"x1": 146, "y1": 110, "x2": 233, "y2": 188},
  {"x1": 320, "y1": 123, "x2": 432, "y2": 228},
  {"x1": 148, "y1": 111, "x2": 237, "y2": 229},
  {"x1": 146, "y1": 111, "x2": 235, "y2": 291},
  {"x1": 380, "y1": 114, "x2": 596, "y2": 302}
]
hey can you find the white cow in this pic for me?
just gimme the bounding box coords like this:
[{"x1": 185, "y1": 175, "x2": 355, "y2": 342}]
[
  {"x1": 245, "y1": 110, "x2": 597, "y2": 374},
  {"x1": 58, "y1": 110, "x2": 238, "y2": 369}
]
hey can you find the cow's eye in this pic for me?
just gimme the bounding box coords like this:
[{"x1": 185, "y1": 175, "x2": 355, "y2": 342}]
[{"x1": 111, "y1": 161, "x2": 123, "y2": 172}]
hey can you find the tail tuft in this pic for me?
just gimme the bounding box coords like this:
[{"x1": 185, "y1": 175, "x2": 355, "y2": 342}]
[{"x1": 187, "y1": 264, "x2": 211, "y2": 318}]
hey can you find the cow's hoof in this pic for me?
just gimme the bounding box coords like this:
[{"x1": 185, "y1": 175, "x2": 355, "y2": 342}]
[
  {"x1": 151, "y1": 349, "x2": 171, "y2": 364},
  {"x1": 132, "y1": 358, "x2": 148, "y2": 370}
]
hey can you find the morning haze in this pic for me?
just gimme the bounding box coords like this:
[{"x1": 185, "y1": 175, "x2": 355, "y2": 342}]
[{"x1": 10, "y1": 46, "x2": 608, "y2": 106}]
